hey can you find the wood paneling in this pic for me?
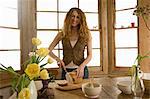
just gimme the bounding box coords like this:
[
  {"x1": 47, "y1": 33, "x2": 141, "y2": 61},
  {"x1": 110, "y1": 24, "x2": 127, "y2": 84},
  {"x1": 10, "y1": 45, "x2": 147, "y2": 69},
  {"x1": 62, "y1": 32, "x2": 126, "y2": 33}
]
[{"x1": 139, "y1": 0, "x2": 150, "y2": 72}]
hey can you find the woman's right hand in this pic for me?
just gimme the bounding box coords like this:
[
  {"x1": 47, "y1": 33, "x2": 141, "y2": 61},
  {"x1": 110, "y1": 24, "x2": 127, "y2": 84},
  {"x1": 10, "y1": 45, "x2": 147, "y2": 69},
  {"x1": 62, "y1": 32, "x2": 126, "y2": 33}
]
[{"x1": 57, "y1": 60, "x2": 65, "y2": 68}]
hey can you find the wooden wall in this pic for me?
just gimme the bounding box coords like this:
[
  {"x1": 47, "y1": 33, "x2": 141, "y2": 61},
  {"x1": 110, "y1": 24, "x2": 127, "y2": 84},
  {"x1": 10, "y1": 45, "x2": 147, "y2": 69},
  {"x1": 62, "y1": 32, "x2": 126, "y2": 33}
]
[{"x1": 139, "y1": 0, "x2": 150, "y2": 72}]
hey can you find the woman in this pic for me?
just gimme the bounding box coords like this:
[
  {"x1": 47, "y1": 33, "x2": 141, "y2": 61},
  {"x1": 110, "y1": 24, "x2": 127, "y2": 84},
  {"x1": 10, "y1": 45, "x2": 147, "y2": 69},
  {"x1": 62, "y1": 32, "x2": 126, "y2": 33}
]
[{"x1": 49, "y1": 7, "x2": 92, "y2": 79}]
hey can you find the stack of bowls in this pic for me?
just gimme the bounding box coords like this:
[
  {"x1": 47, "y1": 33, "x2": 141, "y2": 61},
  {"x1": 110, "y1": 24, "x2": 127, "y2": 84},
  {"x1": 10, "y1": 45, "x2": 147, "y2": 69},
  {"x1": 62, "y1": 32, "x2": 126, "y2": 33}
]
[{"x1": 117, "y1": 80, "x2": 132, "y2": 94}]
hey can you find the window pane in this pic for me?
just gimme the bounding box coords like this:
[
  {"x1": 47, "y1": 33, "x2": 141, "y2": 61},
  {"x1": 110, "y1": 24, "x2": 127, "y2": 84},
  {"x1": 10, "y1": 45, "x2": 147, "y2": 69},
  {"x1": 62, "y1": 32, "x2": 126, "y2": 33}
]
[
  {"x1": 116, "y1": 0, "x2": 137, "y2": 10},
  {"x1": 59, "y1": 0, "x2": 78, "y2": 11},
  {"x1": 79, "y1": 0, "x2": 98, "y2": 12},
  {"x1": 59, "y1": 50, "x2": 63, "y2": 60},
  {"x1": 115, "y1": 28, "x2": 138, "y2": 47},
  {"x1": 0, "y1": 0, "x2": 17, "y2": 9},
  {"x1": 91, "y1": 31, "x2": 100, "y2": 48},
  {"x1": 37, "y1": 0, "x2": 57, "y2": 11},
  {"x1": 116, "y1": 49, "x2": 138, "y2": 67},
  {"x1": 38, "y1": 50, "x2": 59, "y2": 68},
  {"x1": 0, "y1": 51, "x2": 20, "y2": 70},
  {"x1": 37, "y1": 12, "x2": 57, "y2": 29},
  {"x1": 37, "y1": 31, "x2": 58, "y2": 48},
  {"x1": 115, "y1": 9, "x2": 137, "y2": 28},
  {"x1": 85, "y1": 13, "x2": 98, "y2": 29},
  {"x1": 59, "y1": 13, "x2": 66, "y2": 29},
  {"x1": 0, "y1": 8, "x2": 18, "y2": 27},
  {"x1": 87, "y1": 49, "x2": 100, "y2": 66},
  {"x1": 0, "y1": 28, "x2": 20, "y2": 49}
]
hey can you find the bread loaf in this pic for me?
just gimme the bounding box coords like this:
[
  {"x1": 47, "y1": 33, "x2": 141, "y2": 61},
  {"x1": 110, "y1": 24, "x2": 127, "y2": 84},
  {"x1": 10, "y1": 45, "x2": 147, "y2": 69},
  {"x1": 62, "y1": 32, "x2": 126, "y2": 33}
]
[{"x1": 69, "y1": 72, "x2": 83, "y2": 84}]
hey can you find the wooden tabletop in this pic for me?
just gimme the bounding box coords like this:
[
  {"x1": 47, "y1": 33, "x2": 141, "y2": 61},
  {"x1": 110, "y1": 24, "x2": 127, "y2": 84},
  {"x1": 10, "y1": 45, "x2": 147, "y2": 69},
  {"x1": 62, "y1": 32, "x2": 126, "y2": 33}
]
[{"x1": 48, "y1": 77, "x2": 150, "y2": 99}]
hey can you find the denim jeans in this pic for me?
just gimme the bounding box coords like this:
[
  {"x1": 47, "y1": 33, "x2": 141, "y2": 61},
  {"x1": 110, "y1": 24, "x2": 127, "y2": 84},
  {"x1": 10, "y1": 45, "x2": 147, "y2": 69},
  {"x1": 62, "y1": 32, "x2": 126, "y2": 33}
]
[{"x1": 61, "y1": 66, "x2": 89, "y2": 80}]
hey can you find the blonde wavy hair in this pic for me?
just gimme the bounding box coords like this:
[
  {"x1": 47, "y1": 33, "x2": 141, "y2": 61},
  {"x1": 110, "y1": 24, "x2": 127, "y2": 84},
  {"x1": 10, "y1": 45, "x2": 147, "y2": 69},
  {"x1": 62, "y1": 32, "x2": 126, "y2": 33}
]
[{"x1": 62, "y1": 7, "x2": 90, "y2": 42}]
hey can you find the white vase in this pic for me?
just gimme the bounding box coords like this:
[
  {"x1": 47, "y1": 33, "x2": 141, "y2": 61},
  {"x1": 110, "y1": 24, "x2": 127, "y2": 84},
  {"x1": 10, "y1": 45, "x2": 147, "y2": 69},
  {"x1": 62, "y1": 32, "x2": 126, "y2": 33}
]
[{"x1": 28, "y1": 80, "x2": 37, "y2": 99}]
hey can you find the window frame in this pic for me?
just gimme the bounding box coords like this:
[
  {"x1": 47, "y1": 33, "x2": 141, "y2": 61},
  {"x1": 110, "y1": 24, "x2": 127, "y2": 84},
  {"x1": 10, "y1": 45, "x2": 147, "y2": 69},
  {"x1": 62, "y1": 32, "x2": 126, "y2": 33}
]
[{"x1": 108, "y1": 0, "x2": 139, "y2": 74}]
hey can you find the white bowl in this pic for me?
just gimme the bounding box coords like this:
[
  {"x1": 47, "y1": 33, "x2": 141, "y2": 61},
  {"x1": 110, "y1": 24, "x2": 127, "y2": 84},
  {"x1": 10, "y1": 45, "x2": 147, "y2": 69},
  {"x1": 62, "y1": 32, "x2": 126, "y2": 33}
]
[
  {"x1": 143, "y1": 73, "x2": 150, "y2": 94},
  {"x1": 82, "y1": 82, "x2": 102, "y2": 98},
  {"x1": 117, "y1": 81, "x2": 132, "y2": 94}
]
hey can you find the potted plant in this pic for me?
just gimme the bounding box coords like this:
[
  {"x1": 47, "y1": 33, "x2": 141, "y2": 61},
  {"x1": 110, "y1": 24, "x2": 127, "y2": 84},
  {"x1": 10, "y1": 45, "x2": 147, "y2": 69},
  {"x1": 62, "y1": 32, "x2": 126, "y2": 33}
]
[
  {"x1": 131, "y1": 52, "x2": 150, "y2": 98},
  {"x1": 0, "y1": 37, "x2": 54, "y2": 99}
]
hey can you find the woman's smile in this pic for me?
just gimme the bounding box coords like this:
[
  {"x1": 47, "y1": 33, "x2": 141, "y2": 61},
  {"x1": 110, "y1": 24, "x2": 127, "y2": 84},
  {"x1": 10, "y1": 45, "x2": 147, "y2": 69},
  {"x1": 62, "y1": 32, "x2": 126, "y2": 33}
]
[{"x1": 71, "y1": 11, "x2": 80, "y2": 27}]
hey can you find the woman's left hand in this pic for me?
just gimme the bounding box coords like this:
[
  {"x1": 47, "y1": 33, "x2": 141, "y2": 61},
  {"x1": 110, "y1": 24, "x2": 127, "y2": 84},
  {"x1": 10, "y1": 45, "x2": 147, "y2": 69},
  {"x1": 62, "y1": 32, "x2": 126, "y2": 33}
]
[{"x1": 76, "y1": 66, "x2": 84, "y2": 78}]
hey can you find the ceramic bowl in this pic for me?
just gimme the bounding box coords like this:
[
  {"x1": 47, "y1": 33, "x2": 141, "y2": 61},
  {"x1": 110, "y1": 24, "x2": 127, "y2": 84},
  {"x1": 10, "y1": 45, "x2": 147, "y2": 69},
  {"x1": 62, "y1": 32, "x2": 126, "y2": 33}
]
[
  {"x1": 143, "y1": 73, "x2": 150, "y2": 94},
  {"x1": 82, "y1": 82, "x2": 102, "y2": 98},
  {"x1": 117, "y1": 81, "x2": 132, "y2": 94}
]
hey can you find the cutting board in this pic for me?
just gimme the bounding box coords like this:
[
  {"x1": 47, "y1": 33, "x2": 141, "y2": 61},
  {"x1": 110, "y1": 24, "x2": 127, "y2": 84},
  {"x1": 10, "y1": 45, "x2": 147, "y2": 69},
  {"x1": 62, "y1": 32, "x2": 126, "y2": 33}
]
[{"x1": 55, "y1": 79, "x2": 89, "y2": 91}]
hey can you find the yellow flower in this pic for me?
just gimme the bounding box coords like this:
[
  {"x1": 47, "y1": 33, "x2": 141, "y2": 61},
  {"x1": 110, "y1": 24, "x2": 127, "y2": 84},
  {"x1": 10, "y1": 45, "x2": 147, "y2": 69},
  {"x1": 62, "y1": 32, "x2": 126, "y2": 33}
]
[
  {"x1": 25, "y1": 63, "x2": 40, "y2": 80},
  {"x1": 47, "y1": 57, "x2": 54, "y2": 64},
  {"x1": 40, "y1": 69, "x2": 49, "y2": 80},
  {"x1": 36, "y1": 48, "x2": 50, "y2": 57},
  {"x1": 18, "y1": 88, "x2": 30, "y2": 99},
  {"x1": 32, "y1": 37, "x2": 41, "y2": 46}
]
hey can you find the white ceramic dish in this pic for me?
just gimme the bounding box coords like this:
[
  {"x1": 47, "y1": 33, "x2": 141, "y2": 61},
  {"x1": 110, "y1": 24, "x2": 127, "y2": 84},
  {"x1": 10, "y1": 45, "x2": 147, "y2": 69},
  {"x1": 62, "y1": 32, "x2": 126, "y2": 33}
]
[
  {"x1": 82, "y1": 82, "x2": 102, "y2": 98},
  {"x1": 117, "y1": 80, "x2": 132, "y2": 94}
]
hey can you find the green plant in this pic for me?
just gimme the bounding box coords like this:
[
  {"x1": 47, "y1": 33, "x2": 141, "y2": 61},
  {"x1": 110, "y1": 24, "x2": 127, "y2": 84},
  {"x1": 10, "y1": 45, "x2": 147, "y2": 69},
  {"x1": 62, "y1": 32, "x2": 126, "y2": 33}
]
[
  {"x1": 131, "y1": 52, "x2": 150, "y2": 79},
  {"x1": 0, "y1": 37, "x2": 54, "y2": 98}
]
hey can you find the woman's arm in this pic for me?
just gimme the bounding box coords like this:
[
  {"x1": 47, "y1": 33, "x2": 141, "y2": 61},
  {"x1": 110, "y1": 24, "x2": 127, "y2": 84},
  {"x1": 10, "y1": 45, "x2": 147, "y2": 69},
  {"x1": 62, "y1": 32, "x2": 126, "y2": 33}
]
[
  {"x1": 77, "y1": 35, "x2": 92, "y2": 78},
  {"x1": 48, "y1": 32, "x2": 65, "y2": 67}
]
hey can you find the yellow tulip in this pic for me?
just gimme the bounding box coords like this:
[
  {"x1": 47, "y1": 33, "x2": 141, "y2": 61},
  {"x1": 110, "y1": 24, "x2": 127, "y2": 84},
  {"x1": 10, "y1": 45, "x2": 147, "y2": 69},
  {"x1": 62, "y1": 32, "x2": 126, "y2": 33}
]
[
  {"x1": 47, "y1": 57, "x2": 54, "y2": 64},
  {"x1": 25, "y1": 63, "x2": 40, "y2": 80},
  {"x1": 32, "y1": 37, "x2": 41, "y2": 46},
  {"x1": 36, "y1": 48, "x2": 50, "y2": 57},
  {"x1": 18, "y1": 88, "x2": 30, "y2": 99},
  {"x1": 40, "y1": 69, "x2": 49, "y2": 80}
]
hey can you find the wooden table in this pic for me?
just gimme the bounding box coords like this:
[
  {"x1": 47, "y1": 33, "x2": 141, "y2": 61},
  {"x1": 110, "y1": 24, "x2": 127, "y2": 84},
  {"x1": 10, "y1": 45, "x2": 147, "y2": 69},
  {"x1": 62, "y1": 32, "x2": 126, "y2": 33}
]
[{"x1": 48, "y1": 77, "x2": 150, "y2": 99}]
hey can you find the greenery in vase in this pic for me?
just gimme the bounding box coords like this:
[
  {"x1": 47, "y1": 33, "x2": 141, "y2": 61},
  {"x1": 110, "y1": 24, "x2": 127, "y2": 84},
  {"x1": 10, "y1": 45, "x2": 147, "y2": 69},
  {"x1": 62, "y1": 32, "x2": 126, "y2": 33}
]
[
  {"x1": 131, "y1": 52, "x2": 150, "y2": 82},
  {"x1": 0, "y1": 37, "x2": 54, "y2": 99}
]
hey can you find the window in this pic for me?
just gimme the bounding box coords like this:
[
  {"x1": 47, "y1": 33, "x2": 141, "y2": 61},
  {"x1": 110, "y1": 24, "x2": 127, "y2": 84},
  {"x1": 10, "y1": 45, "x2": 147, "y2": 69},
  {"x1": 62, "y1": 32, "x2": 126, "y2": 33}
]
[
  {"x1": 0, "y1": 0, "x2": 20, "y2": 70},
  {"x1": 114, "y1": 0, "x2": 138, "y2": 67},
  {"x1": 36, "y1": 0, "x2": 100, "y2": 68}
]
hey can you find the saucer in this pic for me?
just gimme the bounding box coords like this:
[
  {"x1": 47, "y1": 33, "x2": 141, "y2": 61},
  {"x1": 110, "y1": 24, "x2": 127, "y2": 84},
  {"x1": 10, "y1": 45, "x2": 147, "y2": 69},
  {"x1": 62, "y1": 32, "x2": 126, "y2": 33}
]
[{"x1": 85, "y1": 94, "x2": 99, "y2": 98}]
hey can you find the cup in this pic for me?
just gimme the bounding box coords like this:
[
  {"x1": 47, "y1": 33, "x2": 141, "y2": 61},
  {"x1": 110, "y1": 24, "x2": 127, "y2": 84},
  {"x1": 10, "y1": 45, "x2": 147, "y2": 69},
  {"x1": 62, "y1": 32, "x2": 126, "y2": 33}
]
[{"x1": 131, "y1": 22, "x2": 135, "y2": 27}]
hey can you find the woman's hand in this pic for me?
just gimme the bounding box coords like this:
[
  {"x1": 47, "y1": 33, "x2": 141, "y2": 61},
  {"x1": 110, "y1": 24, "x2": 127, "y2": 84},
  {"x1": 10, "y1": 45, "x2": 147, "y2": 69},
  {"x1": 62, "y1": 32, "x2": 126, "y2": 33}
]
[
  {"x1": 57, "y1": 60, "x2": 65, "y2": 68},
  {"x1": 76, "y1": 66, "x2": 84, "y2": 78}
]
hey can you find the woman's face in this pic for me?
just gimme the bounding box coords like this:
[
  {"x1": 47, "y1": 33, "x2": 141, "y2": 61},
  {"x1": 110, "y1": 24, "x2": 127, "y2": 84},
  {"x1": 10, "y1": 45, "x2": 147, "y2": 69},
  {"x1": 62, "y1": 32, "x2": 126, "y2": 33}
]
[{"x1": 71, "y1": 10, "x2": 80, "y2": 27}]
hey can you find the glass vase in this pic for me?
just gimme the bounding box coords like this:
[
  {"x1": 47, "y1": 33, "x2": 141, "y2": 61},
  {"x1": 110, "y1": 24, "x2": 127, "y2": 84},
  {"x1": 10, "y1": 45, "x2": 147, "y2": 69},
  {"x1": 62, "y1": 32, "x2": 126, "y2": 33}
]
[
  {"x1": 28, "y1": 80, "x2": 38, "y2": 99},
  {"x1": 131, "y1": 66, "x2": 145, "y2": 99},
  {"x1": 38, "y1": 79, "x2": 54, "y2": 99}
]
